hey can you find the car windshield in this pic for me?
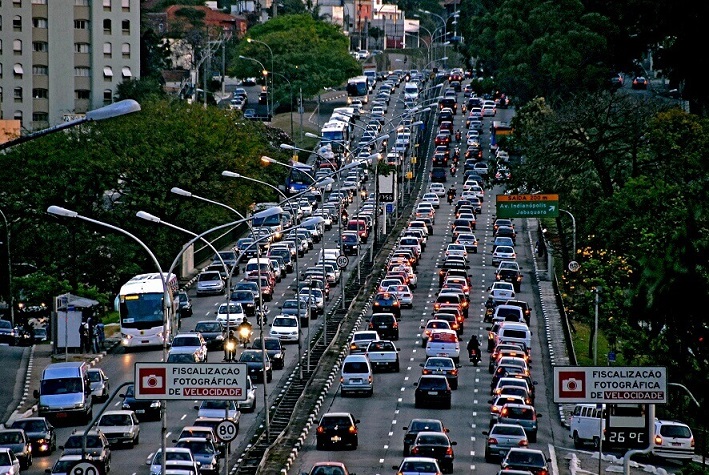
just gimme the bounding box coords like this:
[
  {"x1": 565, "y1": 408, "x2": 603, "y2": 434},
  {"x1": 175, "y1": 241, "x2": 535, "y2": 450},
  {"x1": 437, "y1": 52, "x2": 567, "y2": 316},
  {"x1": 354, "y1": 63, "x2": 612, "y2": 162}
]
[
  {"x1": 199, "y1": 273, "x2": 221, "y2": 282},
  {"x1": 153, "y1": 451, "x2": 193, "y2": 463},
  {"x1": 240, "y1": 352, "x2": 263, "y2": 362},
  {"x1": 273, "y1": 317, "x2": 297, "y2": 327},
  {"x1": 99, "y1": 414, "x2": 132, "y2": 426},
  {"x1": 87, "y1": 371, "x2": 103, "y2": 382},
  {"x1": 173, "y1": 336, "x2": 201, "y2": 347},
  {"x1": 11, "y1": 420, "x2": 45, "y2": 432},
  {"x1": 0, "y1": 432, "x2": 22, "y2": 444},
  {"x1": 231, "y1": 292, "x2": 253, "y2": 301},
  {"x1": 410, "y1": 420, "x2": 443, "y2": 432},
  {"x1": 218, "y1": 304, "x2": 243, "y2": 314},
  {"x1": 507, "y1": 450, "x2": 545, "y2": 466},
  {"x1": 493, "y1": 425, "x2": 526, "y2": 436},
  {"x1": 176, "y1": 440, "x2": 214, "y2": 454},
  {"x1": 201, "y1": 401, "x2": 233, "y2": 410},
  {"x1": 416, "y1": 434, "x2": 449, "y2": 445},
  {"x1": 320, "y1": 416, "x2": 352, "y2": 429},
  {"x1": 401, "y1": 461, "x2": 438, "y2": 472},
  {"x1": 64, "y1": 435, "x2": 102, "y2": 449},
  {"x1": 195, "y1": 322, "x2": 222, "y2": 332}
]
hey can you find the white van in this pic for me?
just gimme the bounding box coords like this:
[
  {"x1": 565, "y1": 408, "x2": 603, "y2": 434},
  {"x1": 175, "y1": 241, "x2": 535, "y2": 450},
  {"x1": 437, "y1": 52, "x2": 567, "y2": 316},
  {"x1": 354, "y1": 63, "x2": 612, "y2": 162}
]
[
  {"x1": 340, "y1": 354, "x2": 374, "y2": 397},
  {"x1": 569, "y1": 403, "x2": 606, "y2": 449},
  {"x1": 404, "y1": 82, "x2": 419, "y2": 101},
  {"x1": 245, "y1": 258, "x2": 275, "y2": 275},
  {"x1": 34, "y1": 362, "x2": 93, "y2": 424},
  {"x1": 494, "y1": 322, "x2": 532, "y2": 354}
]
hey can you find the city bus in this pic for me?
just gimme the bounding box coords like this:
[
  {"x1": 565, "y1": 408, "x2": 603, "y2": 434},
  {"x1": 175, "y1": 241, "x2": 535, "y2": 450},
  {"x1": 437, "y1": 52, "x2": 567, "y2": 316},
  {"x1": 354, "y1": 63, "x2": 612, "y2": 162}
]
[
  {"x1": 116, "y1": 272, "x2": 179, "y2": 349},
  {"x1": 346, "y1": 76, "x2": 370, "y2": 105},
  {"x1": 490, "y1": 120, "x2": 513, "y2": 151},
  {"x1": 284, "y1": 164, "x2": 315, "y2": 196},
  {"x1": 321, "y1": 120, "x2": 351, "y2": 153}
]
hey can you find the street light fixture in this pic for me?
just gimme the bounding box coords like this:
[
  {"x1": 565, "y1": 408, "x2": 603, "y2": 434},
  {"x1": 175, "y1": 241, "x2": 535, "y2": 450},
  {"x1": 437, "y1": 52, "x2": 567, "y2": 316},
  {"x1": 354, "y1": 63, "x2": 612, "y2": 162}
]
[
  {"x1": 1, "y1": 99, "x2": 141, "y2": 151},
  {"x1": 46, "y1": 204, "x2": 172, "y2": 475},
  {"x1": 245, "y1": 39, "x2": 275, "y2": 122},
  {"x1": 239, "y1": 55, "x2": 270, "y2": 120}
]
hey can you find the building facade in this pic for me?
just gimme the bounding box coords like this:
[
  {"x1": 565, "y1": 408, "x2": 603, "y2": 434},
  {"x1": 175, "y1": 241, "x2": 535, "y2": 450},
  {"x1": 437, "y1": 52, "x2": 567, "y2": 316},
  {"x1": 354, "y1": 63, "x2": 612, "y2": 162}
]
[{"x1": 0, "y1": 0, "x2": 140, "y2": 131}]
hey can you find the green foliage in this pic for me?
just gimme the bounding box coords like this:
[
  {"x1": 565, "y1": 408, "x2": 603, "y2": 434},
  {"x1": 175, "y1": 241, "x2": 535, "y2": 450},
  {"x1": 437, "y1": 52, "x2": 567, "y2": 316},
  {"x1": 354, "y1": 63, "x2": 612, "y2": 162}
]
[
  {"x1": 0, "y1": 99, "x2": 290, "y2": 306},
  {"x1": 228, "y1": 15, "x2": 361, "y2": 102},
  {"x1": 115, "y1": 78, "x2": 167, "y2": 103}
]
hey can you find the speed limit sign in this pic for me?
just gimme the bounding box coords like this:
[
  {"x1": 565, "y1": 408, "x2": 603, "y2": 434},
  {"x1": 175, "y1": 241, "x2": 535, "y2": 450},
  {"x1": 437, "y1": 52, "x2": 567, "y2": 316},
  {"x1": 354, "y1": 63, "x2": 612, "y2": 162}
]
[
  {"x1": 70, "y1": 462, "x2": 101, "y2": 475},
  {"x1": 336, "y1": 255, "x2": 349, "y2": 269},
  {"x1": 215, "y1": 419, "x2": 239, "y2": 442}
]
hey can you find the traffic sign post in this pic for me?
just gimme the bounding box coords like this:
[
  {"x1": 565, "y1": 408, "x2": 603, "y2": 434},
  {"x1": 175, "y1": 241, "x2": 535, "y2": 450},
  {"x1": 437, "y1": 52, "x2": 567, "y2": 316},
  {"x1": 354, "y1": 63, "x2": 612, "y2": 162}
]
[
  {"x1": 133, "y1": 363, "x2": 248, "y2": 400},
  {"x1": 496, "y1": 194, "x2": 560, "y2": 218},
  {"x1": 69, "y1": 461, "x2": 101, "y2": 475}
]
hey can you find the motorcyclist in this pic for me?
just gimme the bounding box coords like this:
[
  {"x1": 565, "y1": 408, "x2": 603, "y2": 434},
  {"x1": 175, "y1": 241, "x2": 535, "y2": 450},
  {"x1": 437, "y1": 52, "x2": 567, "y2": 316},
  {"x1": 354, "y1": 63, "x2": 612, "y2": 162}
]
[
  {"x1": 224, "y1": 330, "x2": 238, "y2": 361},
  {"x1": 450, "y1": 163, "x2": 457, "y2": 177},
  {"x1": 455, "y1": 129, "x2": 462, "y2": 143},
  {"x1": 237, "y1": 317, "x2": 253, "y2": 347},
  {"x1": 467, "y1": 334, "x2": 481, "y2": 362},
  {"x1": 447, "y1": 186, "x2": 456, "y2": 205}
]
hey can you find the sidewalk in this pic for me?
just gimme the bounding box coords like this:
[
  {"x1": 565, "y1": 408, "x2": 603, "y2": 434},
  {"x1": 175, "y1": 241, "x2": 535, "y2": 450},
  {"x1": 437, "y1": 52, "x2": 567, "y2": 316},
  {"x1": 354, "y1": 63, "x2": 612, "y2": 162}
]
[{"x1": 6, "y1": 326, "x2": 122, "y2": 424}]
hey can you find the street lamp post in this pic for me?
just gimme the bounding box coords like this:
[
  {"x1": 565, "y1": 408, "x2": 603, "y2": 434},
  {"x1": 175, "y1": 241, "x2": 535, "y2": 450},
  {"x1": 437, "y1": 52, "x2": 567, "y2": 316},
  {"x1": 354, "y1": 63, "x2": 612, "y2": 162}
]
[
  {"x1": 246, "y1": 39, "x2": 274, "y2": 122},
  {"x1": 239, "y1": 55, "x2": 270, "y2": 120},
  {"x1": 271, "y1": 72, "x2": 294, "y2": 138},
  {"x1": 0, "y1": 100, "x2": 141, "y2": 151},
  {"x1": 0, "y1": 209, "x2": 13, "y2": 327},
  {"x1": 45, "y1": 205, "x2": 172, "y2": 475}
]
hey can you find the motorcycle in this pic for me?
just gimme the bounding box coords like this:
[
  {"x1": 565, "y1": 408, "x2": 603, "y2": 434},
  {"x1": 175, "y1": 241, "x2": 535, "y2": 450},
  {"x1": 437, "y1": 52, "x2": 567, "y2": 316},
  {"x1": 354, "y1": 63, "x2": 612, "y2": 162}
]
[
  {"x1": 450, "y1": 165, "x2": 457, "y2": 177},
  {"x1": 224, "y1": 337, "x2": 238, "y2": 362},
  {"x1": 237, "y1": 322, "x2": 253, "y2": 347},
  {"x1": 447, "y1": 192, "x2": 455, "y2": 205},
  {"x1": 469, "y1": 348, "x2": 481, "y2": 366}
]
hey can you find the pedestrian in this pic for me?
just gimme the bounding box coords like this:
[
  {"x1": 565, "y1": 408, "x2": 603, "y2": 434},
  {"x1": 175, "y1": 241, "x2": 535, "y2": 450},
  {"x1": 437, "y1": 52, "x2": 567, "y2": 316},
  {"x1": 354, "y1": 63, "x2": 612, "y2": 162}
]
[
  {"x1": 86, "y1": 316, "x2": 95, "y2": 352},
  {"x1": 79, "y1": 322, "x2": 88, "y2": 353},
  {"x1": 96, "y1": 322, "x2": 106, "y2": 350}
]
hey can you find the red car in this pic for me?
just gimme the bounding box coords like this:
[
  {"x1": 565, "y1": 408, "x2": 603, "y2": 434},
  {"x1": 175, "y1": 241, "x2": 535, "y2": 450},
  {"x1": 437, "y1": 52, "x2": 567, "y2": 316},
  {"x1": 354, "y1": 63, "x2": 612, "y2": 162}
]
[{"x1": 435, "y1": 134, "x2": 451, "y2": 146}]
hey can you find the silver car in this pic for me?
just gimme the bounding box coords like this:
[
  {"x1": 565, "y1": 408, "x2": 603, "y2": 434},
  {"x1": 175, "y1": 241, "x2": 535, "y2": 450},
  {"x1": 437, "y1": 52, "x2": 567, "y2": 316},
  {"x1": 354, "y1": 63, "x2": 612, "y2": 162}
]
[
  {"x1": 87, "y1": 368, "x2": 110, "y2": 403},
  {"x1": 95, "y1": 410, "x2": 140, "y2": 448},
  {"x1": 483, "y1": 423, "x2": 529, "y2": 462}
]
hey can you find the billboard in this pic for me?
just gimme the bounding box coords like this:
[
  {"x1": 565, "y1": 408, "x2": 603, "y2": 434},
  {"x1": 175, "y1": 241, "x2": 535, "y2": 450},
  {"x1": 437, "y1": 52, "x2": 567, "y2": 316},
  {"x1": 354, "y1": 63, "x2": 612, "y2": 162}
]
[
  {"x1": 133, "y1": 363, "x2": 248, "y2": 400},
  {"x1": 553, "y1": 366, "x2": 666, "y2": 403}
]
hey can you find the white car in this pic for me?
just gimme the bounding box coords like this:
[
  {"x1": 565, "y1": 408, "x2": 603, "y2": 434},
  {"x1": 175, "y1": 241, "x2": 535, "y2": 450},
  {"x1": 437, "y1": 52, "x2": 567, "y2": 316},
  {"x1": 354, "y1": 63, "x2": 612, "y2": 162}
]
[
  {"x1": 170, "y1": 333, "x2": 208, "y2": 362},
  {"x1": 488, "y1": 281, "x2": 516, "y2": 304},
  {"x1": 95, "y1": 410, "x2": 141, "y2": 448},
  {"x1": 297, "y1": 199, "x2": 313, "y2": 217},
  {"x1": 492, "y1": 245, "x2": 517, "y2": 266},
  {"x1": 0, "y1": 448, "x2": 20, "y2": 475},
  {"x1": 445, "y1": 243, "x2": 468, "y2": 260},
  {"x1": 429, "y1": 183, "x2": 447, "y2": 197},
  {"x1": 473, "y1": 162, "x2": 489, "y2": 176},
  {"x1": 269, "y1": 315, "x2": 300, "y2": 342},
  {"x1": 214, "y1": 302, "x2": 246, "y2": 325},
  {"x1": 386, "y1": 284, "x2": 414, "y2": 308},
  {"x1": 349, "y1": 330, "x2": 380, "y2": 353},
  {"x1": 148, "y1": 447, "x2": 200, "y2": 475},
  {"x1": 195, "y1": 400, "x2": 240, "y2": 420},
  {"x1": 422, "y1": 193, "x2": 441, "y2": 209}
]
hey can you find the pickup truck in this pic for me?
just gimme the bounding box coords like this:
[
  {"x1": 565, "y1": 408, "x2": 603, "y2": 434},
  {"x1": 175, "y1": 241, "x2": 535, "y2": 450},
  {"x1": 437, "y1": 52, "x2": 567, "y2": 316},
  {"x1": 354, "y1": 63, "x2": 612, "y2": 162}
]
[{"x1": 365, "y1": 340, "x2": 400, "y2": 372}]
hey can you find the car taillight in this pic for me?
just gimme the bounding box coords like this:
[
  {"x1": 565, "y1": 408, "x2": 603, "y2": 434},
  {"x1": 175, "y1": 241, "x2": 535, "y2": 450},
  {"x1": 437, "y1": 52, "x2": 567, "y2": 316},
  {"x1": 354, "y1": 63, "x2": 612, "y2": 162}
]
[
  {"x1": 411, "y1": 446, "x2": 419, "y2": 454},
  {"x1": 423, "y1": 369, "x2": 431, "y2": 375},
  {"x1": 457, "y1": 316, "x2": 464, "y2": 323},
  {"x1": 393, "y1": 321, "x2": 398, "y2": 328},
  {"x1": 654, "y1": 435, "x2": 663, "y2": 445},
  {"x1": 492, "y1": 406, "x2": 500, "y2": 413},
  {"x1": 487, "y1": 437, "x2": 498, "y2": 446},
  {"x1": 519, "y1": 439, "x2": 529, "y2": 447},
  {"x1": 450, "y1": 369, "x2": 458, "y2": 376},
  {"x1": 349, "y1": 426, "x2": 357, "y2": 434},
  {"x1": 539, "y1": 470, "x2": 548, "y2": 475},
  {"x1": 368, "y1": 322, "x2": 374, "y2": 329},
  {"x1": 446, "y1": 447, "x2": 454, "y2": 455},
  {"x1": 317, "y1": 426, "x2": 324, "y2": 434},
  {"x1": 350, "y1": 344, "x2": 357, "y2": 350}
]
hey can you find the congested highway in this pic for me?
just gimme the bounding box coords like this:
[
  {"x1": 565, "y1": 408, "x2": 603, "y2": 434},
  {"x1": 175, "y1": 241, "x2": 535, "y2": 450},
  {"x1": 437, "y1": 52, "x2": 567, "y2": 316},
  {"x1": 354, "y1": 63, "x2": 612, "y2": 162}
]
[{"x1": 12, "y1": 68, "x2": 573, "y2": 475}]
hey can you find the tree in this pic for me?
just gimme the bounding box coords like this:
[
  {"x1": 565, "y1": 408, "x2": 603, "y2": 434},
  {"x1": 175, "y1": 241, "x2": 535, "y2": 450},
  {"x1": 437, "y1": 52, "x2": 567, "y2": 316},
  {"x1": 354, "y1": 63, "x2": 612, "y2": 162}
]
[
  {"x1": 115, "y1": 78, "x2": 166, "y2": 102},
  {"x1": 228, "y1": 15, "x2": 361, "y2": 103}
]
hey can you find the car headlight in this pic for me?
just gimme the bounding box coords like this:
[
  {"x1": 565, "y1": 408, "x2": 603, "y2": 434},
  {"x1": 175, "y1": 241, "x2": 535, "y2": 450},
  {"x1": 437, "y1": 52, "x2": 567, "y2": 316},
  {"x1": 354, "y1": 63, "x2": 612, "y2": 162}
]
[{"x1": 150, "y1": 401, "x2": 161, "y2": 408}]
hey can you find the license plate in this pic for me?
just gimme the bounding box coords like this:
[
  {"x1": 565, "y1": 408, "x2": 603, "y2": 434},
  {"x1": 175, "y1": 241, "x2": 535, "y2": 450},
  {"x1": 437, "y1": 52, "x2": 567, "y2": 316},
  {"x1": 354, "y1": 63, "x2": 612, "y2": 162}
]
[
  {"x1": 351, "y1": 378, "x2": 362, "y2": 384},
  {"x1": 141, "y1": 340, "x2": 150, "y2": 344},
  {"x1": 331, "y1": 436, "x2": 341, "y2": 442},
  {"x1": 56, "y1": 413, "x2": 67, "y2": 418},
  {"x1": 437, "y1": 353, "x2": 448, "y2": 357},
  {"x1": 136, "y1": 409, "x2": 145, "y2": 414},
  {"x1": 427, "y1": 391, "x2": 439, "y2": 395},
  {"x1": 379, "y1": 325, "x2": 388, "y2": 329}
]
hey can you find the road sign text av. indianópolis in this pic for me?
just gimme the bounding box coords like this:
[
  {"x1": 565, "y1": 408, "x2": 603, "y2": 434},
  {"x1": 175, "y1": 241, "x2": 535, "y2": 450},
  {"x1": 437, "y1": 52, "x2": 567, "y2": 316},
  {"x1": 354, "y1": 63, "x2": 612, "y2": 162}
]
[
  {"x1": 553, "y1": 366, "x2": 666, "y2": 403},
  {"x1": 496, "y1": 194, "x2": 559, "y2": 218},
  {"x1": 134, "y1": 363, "x2": 248, "y2": 400}
]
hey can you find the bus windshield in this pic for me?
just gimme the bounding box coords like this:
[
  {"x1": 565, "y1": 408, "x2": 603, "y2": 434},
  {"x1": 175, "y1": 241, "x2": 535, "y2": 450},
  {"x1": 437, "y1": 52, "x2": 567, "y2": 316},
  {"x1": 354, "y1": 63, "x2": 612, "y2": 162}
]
[
  {"x1": 120, "y1": 293, "x2": 164, "y2": 329},
  {"x1": 285, "y1": 166, "x2": 314, "y2": 195},
  {"x1": 347, "y1": 80, "x2": 368, "y2": 97}
]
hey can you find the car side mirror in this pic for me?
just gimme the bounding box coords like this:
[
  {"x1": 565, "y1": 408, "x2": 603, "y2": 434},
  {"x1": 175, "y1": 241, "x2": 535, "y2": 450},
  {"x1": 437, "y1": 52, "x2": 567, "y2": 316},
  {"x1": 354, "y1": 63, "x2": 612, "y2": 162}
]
[
  {"x1": 194, "y1": 405, "x2": 200, "y2": 410},
  {"x1": 419, "y1": 363, "x2": 424, "y2": 367},
  {"x1": 451, "y1": 441, "x2": 457, "y2": 445},
  {"x1": 482, "y1": 431, "x2": 490, "y2": 436}
]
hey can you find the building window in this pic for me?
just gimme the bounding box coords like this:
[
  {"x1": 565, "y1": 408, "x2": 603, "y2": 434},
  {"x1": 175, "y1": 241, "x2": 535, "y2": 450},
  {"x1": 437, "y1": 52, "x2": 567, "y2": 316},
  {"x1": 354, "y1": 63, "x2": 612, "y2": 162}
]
[
  {"x1": 103, "y1": 89, "x2": 113, "y2": 104},
  {"x1": 13, "y1": 39, "x2": 21, "y2": 53},
  {"x1": 103, "y1": 18, "x2": 111, "y2": 33},
  {"x1": 74, "y1": 19, "x2": 88, "y2": 29},
  {"x1": 13, "y1": 0, "x2": 22, "y2": 6},
  {"x1": 121, "y1": 19, "x2": 129, "y2": 33},
  {"x1": 75, "y1": 89, "x2": 90, "y2": 100},
  {"x1": 0, "y1": 40, "x2": 2, "y2": 53},
  {"x1": 74, "y1": 66, "x2": 90, "y2": 76},
  {"x1": 13, "y1": 63, "x2": 23, "y2": 77},
  {"x1": 103, "y1": 42, "x2": 111, "y2": 57},
  {"x1": 33, "y1": 112, "x2": 49, "y2": 122},
  {"x1": 32, "y1": 0, "x2": 48, "y2": 4},
  {"x1": 32, "y1": 88, "x2": 48, "y2": 99},
  {"x1": 0, "y1": 87, "x2": 3, "y2": 103},
  {"x1": 103, "y1": 0, "x2": 111, "y2": 10},
  {"x1": 14, "y1": 111, "x2": 23, "y2": 124},
  {"x1": 32, "y1": 65, "x2": 48, "y2": 75},
  {"x1": 0, "y1": 64, "x2": 2, "y2": 78},
  {"x1": 75, "y1": 42, "x2": 89, "y2": 53},
  {"x1": 33, "y1": 17, "x2": 48, "y2": 28},
  {"x1": 0, "y1": 16, "x2": 2, "y2": 31},
  {"x1": 33, "y1": 41, "x2": 48, "y2": 52},
  {"x1": 121, "y1": 42, "x2": 130, "y2": 58},
  {"x1": 14, "y1": 87, "x2": 23, "y2": 102},
  {"x1": 13, "y1": 15, "x2": 21, "y2": 31},
  {"x1": 121, "y1": 0, "x2": 129, "y2": 11},
  {"x1": 122, "y1": 66, "x2": 132, "y2": 78},
  {"x1": 103, "y1": 66, "x2": 113, "y2": 79},
  {"x1": 74, "y1": 0, "x2": 89, "y2": 5}
]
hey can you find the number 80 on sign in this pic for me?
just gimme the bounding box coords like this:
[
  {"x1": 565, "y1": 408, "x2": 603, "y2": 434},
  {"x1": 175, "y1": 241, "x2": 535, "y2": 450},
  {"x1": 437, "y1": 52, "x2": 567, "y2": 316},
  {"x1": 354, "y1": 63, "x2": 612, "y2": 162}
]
[
  {"x1": 216, "y1": 419, "x2": 239, "y2": 442},
  {"x1": 70, "y1": 462, "x2": 101, "y2": 475}
]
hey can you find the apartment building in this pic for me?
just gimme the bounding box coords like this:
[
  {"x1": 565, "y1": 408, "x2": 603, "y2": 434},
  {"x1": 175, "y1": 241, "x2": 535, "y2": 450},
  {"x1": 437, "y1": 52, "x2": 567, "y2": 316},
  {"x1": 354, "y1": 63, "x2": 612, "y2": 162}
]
[{"x1": 0, "y1": 0, "x2": 140, "y2": 131}]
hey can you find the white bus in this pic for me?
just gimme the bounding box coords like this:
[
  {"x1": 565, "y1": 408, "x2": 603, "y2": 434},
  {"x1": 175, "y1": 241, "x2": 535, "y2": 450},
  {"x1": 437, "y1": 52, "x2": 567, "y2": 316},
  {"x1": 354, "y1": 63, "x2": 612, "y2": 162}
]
[
  {"x1": 346, "y1": 76, "x2": 369, "y2": 104},
  {"x1": 116, "y1": 272, "x2": 179, "y2": 349},
  {"x1": 321, "y1": 120, "x2": 350, "y2": 153}
]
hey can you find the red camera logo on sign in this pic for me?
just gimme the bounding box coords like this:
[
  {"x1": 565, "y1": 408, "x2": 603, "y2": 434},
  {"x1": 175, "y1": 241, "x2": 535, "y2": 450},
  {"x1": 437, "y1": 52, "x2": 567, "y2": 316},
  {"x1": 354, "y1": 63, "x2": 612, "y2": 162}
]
[
  {"x1": 138, "y1": 367, "x2": 167, "y2": 395},
  {"x1": 558, "y1": 370, "x2": 585, "y2": 398}
]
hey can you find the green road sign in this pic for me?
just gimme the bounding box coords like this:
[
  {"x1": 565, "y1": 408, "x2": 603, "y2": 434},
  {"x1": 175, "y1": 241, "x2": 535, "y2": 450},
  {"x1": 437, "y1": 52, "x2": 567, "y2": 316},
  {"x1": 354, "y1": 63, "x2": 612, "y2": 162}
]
[{"x1": 496, "y1": 194, "x2": 560, "y2": 218}]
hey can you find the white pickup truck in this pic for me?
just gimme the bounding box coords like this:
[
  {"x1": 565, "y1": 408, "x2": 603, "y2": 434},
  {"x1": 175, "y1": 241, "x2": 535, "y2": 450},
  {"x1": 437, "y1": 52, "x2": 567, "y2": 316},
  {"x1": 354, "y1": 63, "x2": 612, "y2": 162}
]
[{"x1": 365, "y1": 340, "x2": 400, "y2": 372}]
